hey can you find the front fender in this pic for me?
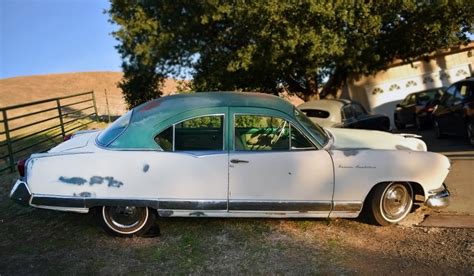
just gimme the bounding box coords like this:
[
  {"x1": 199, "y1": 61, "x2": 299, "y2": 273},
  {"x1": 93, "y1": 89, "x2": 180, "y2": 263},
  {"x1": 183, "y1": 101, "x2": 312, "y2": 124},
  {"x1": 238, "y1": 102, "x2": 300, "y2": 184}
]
[{"x1": 330, "y1": 149, "x2": 450, "y2": 201}]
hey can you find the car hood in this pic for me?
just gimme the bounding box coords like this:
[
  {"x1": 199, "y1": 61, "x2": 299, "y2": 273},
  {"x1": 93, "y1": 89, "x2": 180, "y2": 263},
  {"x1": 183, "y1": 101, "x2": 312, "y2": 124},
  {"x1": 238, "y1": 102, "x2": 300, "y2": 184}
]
[{"x1": 326, "y1": 128, "x2": 427, "y2": 151}]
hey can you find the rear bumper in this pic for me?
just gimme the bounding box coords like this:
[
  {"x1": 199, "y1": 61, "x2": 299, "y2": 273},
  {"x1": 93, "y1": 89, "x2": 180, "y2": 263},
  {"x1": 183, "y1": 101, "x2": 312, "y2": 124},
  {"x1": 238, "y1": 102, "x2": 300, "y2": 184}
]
[
  {"x1": 10, "y1": 180, "x2": 31, "y2": 206},
  {"x1": 426, "y1": 184, "x2": 450, "y2": 208}
]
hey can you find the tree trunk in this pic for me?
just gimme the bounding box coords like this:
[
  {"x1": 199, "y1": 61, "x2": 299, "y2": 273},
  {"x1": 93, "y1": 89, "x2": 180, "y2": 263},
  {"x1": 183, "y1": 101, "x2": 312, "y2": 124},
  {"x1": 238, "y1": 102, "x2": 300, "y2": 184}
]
[
  {"x1": 320, "y1": 67, "x2": 347, "y2": 99},
  {"x1": 304, "y1": 75, "x2": 319, "y2": 102}
]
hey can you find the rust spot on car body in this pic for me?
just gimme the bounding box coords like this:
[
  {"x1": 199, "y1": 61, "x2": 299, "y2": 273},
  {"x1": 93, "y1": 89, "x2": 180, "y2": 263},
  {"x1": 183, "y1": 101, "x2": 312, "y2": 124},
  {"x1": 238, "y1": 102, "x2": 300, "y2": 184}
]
[
  {"x1": 59, "y1": 176, "x2": 87, "y2": 185},
  {"x1": 89, "y1": 176, "x2": 104, "y2": 185},
  {"x1": 104, "y1": 177, "x2": 123, "y2": 188},
  {"x1": 138, "y1": 100, "x2": 161, "y2": 112},
  {"x1": 73, "y1": 192, "x2": 94, "y2": 197}
]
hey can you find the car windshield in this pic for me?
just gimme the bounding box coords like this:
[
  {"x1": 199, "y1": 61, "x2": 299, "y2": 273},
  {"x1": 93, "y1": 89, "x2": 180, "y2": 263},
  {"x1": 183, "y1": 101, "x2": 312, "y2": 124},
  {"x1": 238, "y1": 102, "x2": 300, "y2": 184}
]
[
  {"x1": 96, "y1": 110, "x2": 133, "y2": 146},
  {"x1": 417, "y1": 88, "x2": 444, "y2": 104},
  {"x1": 294, "y1": 108, "x2": 329, "y2": 146}
]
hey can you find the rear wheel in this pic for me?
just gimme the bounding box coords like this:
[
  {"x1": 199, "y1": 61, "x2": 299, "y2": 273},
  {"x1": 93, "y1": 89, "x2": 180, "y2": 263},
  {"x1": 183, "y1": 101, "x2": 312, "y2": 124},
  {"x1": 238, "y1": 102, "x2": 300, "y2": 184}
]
[
  {"x1": 367, "y1": 182, "x2": 413, "y2": 226},
  {"x1": 100, "y1": 206, "x2": 156, "y2": 237}
]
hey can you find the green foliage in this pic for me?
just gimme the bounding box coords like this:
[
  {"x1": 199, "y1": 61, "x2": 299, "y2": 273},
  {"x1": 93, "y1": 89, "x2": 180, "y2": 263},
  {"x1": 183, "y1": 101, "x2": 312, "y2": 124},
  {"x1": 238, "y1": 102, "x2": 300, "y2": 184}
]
[
  {"x1": 179, "y1": 115, "x2": 222, "y2": 128},
  {"x1": 235, "y1": 115, "x2": 283, "y2": 128},
  {"x1": 109, "y1": 1, "x2": 473, "y2": 103}
]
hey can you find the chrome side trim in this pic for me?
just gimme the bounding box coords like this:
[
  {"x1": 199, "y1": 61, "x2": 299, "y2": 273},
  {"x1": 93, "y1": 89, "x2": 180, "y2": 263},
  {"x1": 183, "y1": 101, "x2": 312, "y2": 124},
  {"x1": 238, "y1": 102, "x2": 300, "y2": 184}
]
[
  {"x1": 332, "y1": 201, "x2": 363, "y2": 212},
  {"x1": 229, "y1": 200, "x2": 332, "y2": 211},
  {"x1": 159, "y1": 200, "x2": 227, "y2": 210}
]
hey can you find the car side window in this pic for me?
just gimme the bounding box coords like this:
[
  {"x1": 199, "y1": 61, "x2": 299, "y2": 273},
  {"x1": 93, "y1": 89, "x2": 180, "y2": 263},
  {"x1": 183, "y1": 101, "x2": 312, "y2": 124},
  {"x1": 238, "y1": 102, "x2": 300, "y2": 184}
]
[
  {"x1": 407, "y1": 94, "x2": 416, "y2": 105},
  {"x1": 351, "y1": 103, "x2": 367, "y2": 117},
  {"x1": 342, "y1": 106, "x2": 354, "y2": 120},
  {"x1": 400, "y1": 95, "x2": 410, "y2": 106},
  {"x1": 300, "y1": 109, "x2": 330, "y2": 119},
  {"x1": 154, "y1": 115, "x2": 224, "y2": 151},
  {"x1": 234, "y1": 115, "x2": 290, "y2": 151},
  {"x1": 441, "y1": 85, "x2": 458, "y2": 106},
  {"x1": 290, "y1": 125, "x2": 315, "y2": 150}
]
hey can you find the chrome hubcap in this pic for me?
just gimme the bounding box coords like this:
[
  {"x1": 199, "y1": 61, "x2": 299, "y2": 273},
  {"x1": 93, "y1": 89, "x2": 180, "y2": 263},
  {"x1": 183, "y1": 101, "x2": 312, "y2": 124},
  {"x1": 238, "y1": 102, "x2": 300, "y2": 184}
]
[
  {"x1": 382, "y1": 184, "x2": 410, "y2": 220},
  {"x1": 107, "y1": 206, "x2": 143, "y2": 229}
]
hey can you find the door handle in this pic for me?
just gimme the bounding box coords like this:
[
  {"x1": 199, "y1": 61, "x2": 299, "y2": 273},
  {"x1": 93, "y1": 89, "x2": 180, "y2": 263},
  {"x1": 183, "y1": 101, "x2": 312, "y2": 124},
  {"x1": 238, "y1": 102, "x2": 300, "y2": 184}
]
[{"x1": 230, "y1": 159, "x2": 249, "y2": 164}]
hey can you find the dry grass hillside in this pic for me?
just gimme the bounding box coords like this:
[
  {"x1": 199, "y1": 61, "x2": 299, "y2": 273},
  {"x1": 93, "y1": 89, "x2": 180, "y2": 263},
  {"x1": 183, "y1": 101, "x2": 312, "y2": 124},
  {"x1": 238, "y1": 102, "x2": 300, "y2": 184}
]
[
  {"x1": 0, "y1": 71, "x2": 303, "y2": 116},
  {"x1": 0, "y1": 72, "x2": 183, "y2": 116}
]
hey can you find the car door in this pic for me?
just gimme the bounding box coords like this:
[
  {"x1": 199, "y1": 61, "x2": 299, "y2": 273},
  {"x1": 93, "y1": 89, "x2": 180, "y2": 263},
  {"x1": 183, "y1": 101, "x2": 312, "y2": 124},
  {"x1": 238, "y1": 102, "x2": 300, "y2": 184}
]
[
  {"x1": 400, "y1": 94, "x2": 417, "y2": 125},
  {"x1": 437, "y1": 84, "x2": 459, "y2": 133},
  {"x1": 228, "y1": 108, "x2": 334, "y2": 216},
  {"x1": 451, "y1": 83, "x2": 470, "y2": 135},
  {"x1": 152, "y1": 111, "x2": 229, "y2": 214}
]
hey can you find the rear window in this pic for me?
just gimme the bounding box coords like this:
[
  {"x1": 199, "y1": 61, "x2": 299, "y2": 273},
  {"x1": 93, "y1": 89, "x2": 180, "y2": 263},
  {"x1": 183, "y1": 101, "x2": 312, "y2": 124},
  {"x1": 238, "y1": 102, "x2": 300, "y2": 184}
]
[
  {"x1": 96, "y1": 110, "x2": 133, "y2": 146},
  {"x1": 300, "y1": 109, "x2": 330, "y2": 119}
]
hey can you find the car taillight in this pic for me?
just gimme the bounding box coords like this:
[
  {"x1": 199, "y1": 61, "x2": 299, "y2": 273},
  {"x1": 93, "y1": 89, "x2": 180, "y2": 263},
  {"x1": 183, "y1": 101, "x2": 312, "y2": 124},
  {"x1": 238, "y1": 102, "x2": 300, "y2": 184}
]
[
  {"x1": 426, "y1": 107, "x2": 434, "y2": 112},
  {"x1": 17, "y1": 159, "x2": 27, "y2": 177}
]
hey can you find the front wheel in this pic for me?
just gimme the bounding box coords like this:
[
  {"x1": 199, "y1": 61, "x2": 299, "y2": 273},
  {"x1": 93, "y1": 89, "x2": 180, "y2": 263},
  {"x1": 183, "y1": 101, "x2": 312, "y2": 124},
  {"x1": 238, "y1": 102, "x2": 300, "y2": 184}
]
[
  {"x1": 367, "y1": 182, "x2": 413, "y2": 226},
  {"x1": 100, "y1": 206, "x2": 156, "y2": 237}
]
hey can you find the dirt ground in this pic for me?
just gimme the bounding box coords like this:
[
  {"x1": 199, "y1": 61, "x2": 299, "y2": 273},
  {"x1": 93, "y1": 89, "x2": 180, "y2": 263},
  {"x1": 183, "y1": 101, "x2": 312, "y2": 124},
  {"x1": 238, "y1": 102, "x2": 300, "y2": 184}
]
[{"x1": 0, "y1": 173, "x2": 472, "y2": 275}]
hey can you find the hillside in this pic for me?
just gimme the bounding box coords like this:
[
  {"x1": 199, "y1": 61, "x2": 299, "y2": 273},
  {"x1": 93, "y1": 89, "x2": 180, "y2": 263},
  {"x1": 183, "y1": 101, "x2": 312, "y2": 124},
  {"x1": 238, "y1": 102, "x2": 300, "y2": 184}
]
[
  {"x1": 0, "y1": 71, "x2": 303, "y2": 116},
  {"x1": 0, "y1": 72, "x2": 183, "y2": 116}
]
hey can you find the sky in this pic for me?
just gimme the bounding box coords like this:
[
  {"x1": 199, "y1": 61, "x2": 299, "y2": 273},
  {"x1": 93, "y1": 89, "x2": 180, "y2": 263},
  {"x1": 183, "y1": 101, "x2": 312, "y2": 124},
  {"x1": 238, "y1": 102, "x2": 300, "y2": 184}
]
[
  {"x1": 1, "y1": 1, "x2": 472, "y2": 80},
  {"x1": 0, "y1": 0, "x2": 121, "y2": 79}
]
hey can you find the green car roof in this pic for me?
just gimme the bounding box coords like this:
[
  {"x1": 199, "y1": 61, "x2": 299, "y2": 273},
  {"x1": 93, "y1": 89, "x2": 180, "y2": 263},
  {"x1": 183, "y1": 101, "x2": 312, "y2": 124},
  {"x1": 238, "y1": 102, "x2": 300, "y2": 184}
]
[
  {"x1": 132, "y1": 92, "x2": 295, "y2": 123},
  {"x1": 107, "y1": 92, "x2": 298, "y2": 149}
]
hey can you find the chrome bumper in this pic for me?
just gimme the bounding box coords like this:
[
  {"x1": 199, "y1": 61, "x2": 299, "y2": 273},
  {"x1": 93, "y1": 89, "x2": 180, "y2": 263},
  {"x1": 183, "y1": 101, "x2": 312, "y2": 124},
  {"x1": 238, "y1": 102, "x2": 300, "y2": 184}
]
[
  {"x1": 10, "y1": 180, "x2": 31, "y2": 206},
  {"x1": 426, "y1": 184, "x2": 450, "y2": 208}
]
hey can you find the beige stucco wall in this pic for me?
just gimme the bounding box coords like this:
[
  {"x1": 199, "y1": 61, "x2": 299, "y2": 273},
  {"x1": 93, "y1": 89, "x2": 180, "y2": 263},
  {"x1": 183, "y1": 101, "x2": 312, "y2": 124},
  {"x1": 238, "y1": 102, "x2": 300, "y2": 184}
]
[{"x1": 344, "y1": 45, "x2": 474, "y2": 127}]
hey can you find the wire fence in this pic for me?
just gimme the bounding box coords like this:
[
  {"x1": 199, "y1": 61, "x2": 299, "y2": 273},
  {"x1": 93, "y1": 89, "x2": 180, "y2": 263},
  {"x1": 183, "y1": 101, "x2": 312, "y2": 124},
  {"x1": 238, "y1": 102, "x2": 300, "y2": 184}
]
[{"x1": 0, "y1": 91, "x2": 98, "y2": 173}]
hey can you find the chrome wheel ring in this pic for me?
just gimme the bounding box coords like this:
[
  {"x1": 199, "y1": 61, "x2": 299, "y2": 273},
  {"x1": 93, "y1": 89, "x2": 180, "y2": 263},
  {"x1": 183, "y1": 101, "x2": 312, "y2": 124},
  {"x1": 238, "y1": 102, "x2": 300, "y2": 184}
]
[
  {"x1": 102, "y1": 206, "x2": 149, "y2": 235},
  {"x1": 380, "y1": 183, "x2": 412, "y2": 222}
]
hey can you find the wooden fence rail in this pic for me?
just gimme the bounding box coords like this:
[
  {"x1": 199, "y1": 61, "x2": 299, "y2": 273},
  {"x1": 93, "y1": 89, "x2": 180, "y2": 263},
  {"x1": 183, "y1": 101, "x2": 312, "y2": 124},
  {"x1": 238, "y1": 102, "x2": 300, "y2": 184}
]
[{"x1": 0, "y1": 91, "x2": 98, "y2": 173}]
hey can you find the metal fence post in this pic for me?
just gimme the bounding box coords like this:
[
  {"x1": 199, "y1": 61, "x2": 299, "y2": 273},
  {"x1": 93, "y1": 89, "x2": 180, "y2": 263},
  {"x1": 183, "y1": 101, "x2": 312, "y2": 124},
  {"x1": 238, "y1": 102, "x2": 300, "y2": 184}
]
[
  {"x1": 91, "y1": 91, "x2": 99, "y2": 122},
  {"x1": 56, "y1": 99, "x2": 66, "y2": 139},
  {"x1": 2, "y1": 110, "x2": 15, "y2": 172}
]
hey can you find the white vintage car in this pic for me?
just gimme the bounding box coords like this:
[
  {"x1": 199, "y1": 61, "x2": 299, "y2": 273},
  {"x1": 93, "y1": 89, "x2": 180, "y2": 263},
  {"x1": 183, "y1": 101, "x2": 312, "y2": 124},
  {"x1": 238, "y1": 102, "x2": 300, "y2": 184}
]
[{"x1": 10, "y1": 92, "x2": 450, "y2": 236}]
